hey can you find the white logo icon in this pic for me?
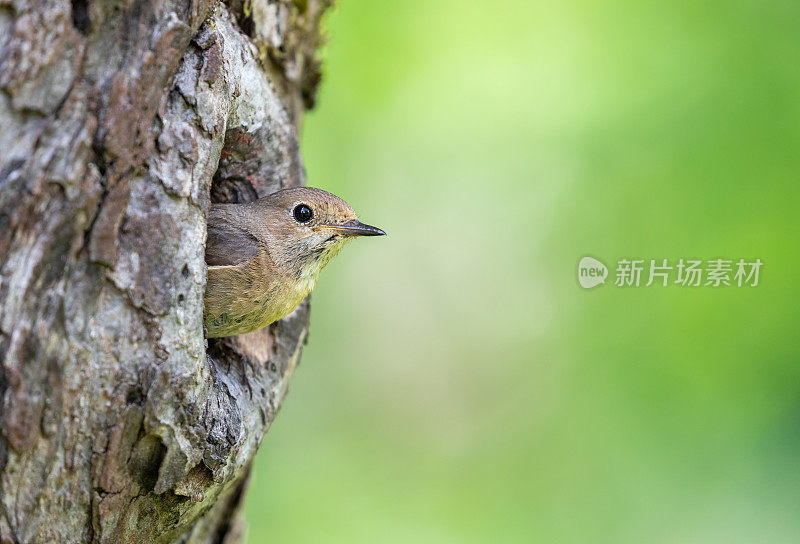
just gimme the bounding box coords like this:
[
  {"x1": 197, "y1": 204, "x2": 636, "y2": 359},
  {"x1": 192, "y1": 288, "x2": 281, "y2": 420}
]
[{"x1": 578, "y1": 256, "x2": 608, "y2": 289}]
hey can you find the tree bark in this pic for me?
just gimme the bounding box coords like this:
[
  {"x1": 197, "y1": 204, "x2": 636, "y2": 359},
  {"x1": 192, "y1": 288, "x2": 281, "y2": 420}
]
[{"x1": 0, "y1": 0, "x2": 329, "y2": 542}]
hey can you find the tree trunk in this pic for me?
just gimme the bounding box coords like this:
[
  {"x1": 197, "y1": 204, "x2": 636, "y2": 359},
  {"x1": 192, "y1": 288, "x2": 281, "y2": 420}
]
[{"x1": 0, "y1": 0, "x2": 329, "y2": 541}]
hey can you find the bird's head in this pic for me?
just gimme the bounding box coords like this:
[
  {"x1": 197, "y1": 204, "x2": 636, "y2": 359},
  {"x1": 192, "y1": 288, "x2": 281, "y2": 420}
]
[{"x1": 259, "y1": 187, "x2": 385, "y2": 287}]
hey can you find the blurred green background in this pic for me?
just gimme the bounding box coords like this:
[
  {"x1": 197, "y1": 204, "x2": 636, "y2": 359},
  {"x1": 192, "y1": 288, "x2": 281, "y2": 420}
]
[{"x1": 244, "y1": 0, "x2": 800, "y2": 542}]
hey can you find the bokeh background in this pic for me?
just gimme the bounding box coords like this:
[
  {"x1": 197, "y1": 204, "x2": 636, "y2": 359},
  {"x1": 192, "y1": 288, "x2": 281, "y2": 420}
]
[{"x1": 244, "y1": 1, "x2": 800, "y2": 542}]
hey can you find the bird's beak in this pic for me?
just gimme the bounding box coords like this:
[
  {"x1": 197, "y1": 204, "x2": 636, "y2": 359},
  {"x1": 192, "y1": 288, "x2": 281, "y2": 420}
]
[{"x1": 320, "y1": 220, "x2": 386, "y2": 237}]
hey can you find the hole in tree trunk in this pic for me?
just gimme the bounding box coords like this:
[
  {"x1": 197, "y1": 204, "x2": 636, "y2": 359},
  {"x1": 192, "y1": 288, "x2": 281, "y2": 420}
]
[{"x1": 129, "y1": 434, "x2": 167, "y2": 492}]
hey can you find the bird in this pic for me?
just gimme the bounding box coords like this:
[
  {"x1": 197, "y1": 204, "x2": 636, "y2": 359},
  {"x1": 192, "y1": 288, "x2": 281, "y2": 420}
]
[{"x1": 203, "y1": 186, "x2": 385, "y2": 338}]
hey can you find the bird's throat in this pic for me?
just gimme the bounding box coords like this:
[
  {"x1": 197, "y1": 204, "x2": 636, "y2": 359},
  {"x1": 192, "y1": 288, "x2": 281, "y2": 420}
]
[{"x1": 295, "y1": 237, "x2": 349, "y2": 293}]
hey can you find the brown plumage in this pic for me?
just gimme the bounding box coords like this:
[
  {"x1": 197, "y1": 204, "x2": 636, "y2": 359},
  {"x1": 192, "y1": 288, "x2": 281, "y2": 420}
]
[{"x1": 204, "y1": 187, "x2": 385, "y2": 338}]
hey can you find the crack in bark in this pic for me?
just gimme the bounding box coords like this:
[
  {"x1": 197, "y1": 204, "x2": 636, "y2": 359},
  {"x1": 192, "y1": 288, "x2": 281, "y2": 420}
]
[{"x1": 70, "y1": 0, "x2": 90, "y2": 35}]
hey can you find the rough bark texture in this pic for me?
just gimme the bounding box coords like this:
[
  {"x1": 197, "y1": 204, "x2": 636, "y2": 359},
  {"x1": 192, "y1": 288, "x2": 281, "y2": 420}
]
[{"x1": 0, "y1": 0, "x2": 330, "y2": 542}]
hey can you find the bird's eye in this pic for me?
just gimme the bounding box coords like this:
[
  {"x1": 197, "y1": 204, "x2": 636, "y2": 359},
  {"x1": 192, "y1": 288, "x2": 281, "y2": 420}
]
[{"x1": 293, "y1": 204, "x2": 313, "y2": 223}]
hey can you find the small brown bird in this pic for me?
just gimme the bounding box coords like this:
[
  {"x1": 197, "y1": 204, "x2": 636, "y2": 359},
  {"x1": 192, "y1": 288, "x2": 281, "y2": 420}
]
[{"x1": 204, "y1": 187, "x2": 385, "y2": 338}]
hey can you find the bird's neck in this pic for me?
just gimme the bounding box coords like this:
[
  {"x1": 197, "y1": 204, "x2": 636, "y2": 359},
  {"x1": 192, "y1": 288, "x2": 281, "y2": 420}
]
[{"x1": 293, "y1": 238, "x2": 349, "y2": 294}]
